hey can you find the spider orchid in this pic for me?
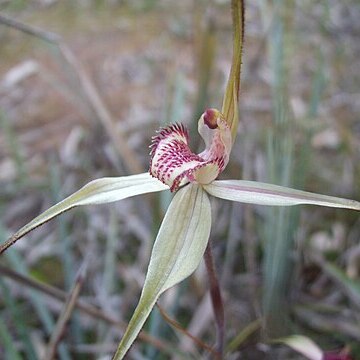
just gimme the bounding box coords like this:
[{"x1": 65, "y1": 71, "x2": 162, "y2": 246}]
[{"x1": 1, "y1": 1, "x2": 359, "y2": 359}]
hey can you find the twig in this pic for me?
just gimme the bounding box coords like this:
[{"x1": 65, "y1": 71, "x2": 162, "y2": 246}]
[
  {"x1": 0, "y1": 262, "x2": 225, "y2": 356},
  {"x1": 204, "y1": 242, "x2": 224, "y2": 359},
  {"x1": 0, "y1": 12, "x2": 60, "y2": 42},
  {"x1": 0, "y1": 263, "x2": 169, "y2": 353},
  {"x1": 0, "y1": 12, "x2": 143, "y2": 174},
  {"x1": 156, "y1": 303, "x2": 219, "y2": 357},
  {"x1": 43, "y1": 261, "x2": 87, "y2": 360}
]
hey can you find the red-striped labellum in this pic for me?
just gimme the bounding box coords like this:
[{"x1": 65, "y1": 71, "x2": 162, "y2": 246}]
[{"x1": 150, "y1": 109, "x2": 232, "y2": 192}]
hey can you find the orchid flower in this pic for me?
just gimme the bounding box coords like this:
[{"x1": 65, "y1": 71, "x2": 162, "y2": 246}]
[{"x1": 1, "y1": 1, "x2": 359, "y2": 359}]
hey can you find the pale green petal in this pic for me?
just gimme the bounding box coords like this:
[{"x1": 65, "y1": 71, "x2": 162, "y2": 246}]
[
  {"x1": 204, "y1": 180, "x2": 360, "y2": 210},
  {"x1": 276, "y1": 335, "x2": 323, "y2": 360},
  {"x1": 113, "y1": 184, "x2": 211, "y2": 359},
  {"x1": 0, "y1": 173, "x2": 168, "y2": 254}
]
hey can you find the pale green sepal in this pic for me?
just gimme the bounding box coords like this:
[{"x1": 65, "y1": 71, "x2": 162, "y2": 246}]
[
  {"x1": 204, "y1": 180, "x2": 360, "y2": 210},
  {"x1": 0, "y1": 173, "x2": 168, "y2": 255},
  {"x1": 275, "y1": 335, "x2": 323, "y2": 360},
  {"x1": 113, "y1": 184, "x2": 211, "y2": 359},
  {"x1": 221, "y1": 0, "x2": 244, "y2": 142}
]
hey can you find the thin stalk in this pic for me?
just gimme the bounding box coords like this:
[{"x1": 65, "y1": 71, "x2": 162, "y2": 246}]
[
  {"x1": 0, "y1": 263, "x2": 178, "y2": 355},
  {"x1": 156, "y1": 304, "x2": 217, "y2": 356},
  {"x1": 44, "y1": 262, "x2": 87, "y2": 360},
  {"x1": 204, "y1": 242, "x2": 224, "y2": 359}
]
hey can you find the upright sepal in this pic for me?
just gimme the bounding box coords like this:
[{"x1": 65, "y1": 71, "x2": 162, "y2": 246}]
[
  {"x1": 113, "y1": 184, "x2": 211, "y2": 359},
  {"x1": 221, "y1": 0, "x2": 245, "y2": 142}
]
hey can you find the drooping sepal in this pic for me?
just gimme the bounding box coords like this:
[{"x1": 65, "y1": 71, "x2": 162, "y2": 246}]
[
  {"x1": 149, "y1": 109, "x2": 232, "y2": 192},
  {"x1": 113, "y1": 184, "x2": 211, "y2": 359},
  {"x1": 0, "y1": 173, "x2": 168, "y2": 255}
]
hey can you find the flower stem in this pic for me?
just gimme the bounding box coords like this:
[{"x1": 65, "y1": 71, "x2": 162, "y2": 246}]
[{"x1": 204, "y1": 241, "x2": 225, "y2": 359}]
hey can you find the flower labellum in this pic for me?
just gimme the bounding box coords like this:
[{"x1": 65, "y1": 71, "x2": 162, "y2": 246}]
[{"x1": 149, "y1": 108, "x2": 232, "y2": 192}]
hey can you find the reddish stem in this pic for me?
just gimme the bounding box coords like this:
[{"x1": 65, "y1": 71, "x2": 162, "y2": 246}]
[{"x1": 204, "y1": 241, "x2": 225, "y2": 359}]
